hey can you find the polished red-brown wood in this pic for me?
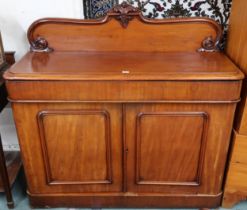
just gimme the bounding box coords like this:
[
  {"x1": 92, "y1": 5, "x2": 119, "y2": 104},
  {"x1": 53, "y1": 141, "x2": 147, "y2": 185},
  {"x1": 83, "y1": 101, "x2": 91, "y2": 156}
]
[
  {"x1": 222, "y1": 0, "x2": 247, "y2": 207},
  {"x1": 125, "y1": 103, "x2": 236, "y2": 195},
  {"x1": 4, "y1": 52, "x2": 243, "y2": 81},
  {"x1": 27, "y1": 2, "x2": 221, "y2": 53},
  {"x1": 12, "y1": 103, "x2": 122, "y2": 194},
  {"x1": 3, "y1": 2, "x2": 244, "y2": 209}
]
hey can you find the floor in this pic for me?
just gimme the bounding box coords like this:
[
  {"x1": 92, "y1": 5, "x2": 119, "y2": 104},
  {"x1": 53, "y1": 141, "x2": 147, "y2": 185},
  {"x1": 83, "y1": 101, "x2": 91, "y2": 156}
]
[{"x1": 0, "y1": 172, "x2": 246, "y2": 210}]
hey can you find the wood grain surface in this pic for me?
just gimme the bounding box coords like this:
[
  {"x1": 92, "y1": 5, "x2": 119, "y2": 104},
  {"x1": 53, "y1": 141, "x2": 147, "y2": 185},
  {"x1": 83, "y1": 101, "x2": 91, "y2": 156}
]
[
  {"x1": 4, "y1": 3, "x2": 244, "y2": 208},
  {"x1": 27, "y1": 16, "x2": 221, "y2": 53},
  {"x1": 222, "y1": 0, "x2": 247, "y2": 207},
  {"x1": 4, "y1": 52, "x2": 243, "y2": 81}
]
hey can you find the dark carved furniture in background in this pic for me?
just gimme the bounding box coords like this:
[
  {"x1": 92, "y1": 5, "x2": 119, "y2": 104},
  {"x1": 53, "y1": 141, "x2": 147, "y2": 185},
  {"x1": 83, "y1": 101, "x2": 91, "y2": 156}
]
[
  {"x1": 4, "y1": 52, "x2": 16, "y2": 66},
  {"x1": 0, "y1": 51, "x2": 22, "y2": 209},
  {"x1": 4, "y1": 3, "x2": 244, "y2": 209},
  {"x1": 0, "y1": 34, "x2": 6, "y2": 70}
]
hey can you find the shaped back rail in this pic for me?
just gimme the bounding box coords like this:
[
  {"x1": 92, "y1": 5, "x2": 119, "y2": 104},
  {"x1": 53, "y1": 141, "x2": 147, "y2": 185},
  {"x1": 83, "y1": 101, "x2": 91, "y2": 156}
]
[{"x1": 28, "y1": 2, "x2": 222, "y2": 53}]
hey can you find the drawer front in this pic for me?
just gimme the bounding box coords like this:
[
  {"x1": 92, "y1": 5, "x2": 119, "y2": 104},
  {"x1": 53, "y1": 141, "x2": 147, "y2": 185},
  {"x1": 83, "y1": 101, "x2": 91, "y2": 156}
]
[
  {"x1": 125, "y1": 103, "x2": 236, "y2": 195},
  {"x1": 6, "y1": 80, "x2": 242, "y2": 102},
  {"x1": 12, "y1": 103, "x2": 123, "y2": 194}
]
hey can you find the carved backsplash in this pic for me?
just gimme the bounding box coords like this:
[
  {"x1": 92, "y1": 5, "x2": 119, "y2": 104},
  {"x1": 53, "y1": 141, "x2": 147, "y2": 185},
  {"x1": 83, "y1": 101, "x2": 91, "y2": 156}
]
[{"x1": 83, "y1": 0, "x2": 232, "y2": 48}]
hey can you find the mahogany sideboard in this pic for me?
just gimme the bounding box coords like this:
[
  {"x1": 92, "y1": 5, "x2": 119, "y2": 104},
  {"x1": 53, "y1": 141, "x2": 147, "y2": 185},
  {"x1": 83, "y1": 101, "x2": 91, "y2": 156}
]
[
  {"x1": 3, "y1": 3, "x2": 244, "y2": 209},
  {"x1": 222, "y1": 0, "x2": 247, "y2": 208}
]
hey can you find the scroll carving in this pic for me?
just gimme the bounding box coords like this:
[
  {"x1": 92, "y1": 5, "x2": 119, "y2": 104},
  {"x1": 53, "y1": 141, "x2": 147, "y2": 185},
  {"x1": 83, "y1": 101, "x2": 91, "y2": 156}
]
[
  {"x1": 198, "y1": 36, "x2": 220, "y2": 52},
  {"x1": 30, "y1": 37, "x2": 53, "y2": 53},
  {"x1": 108, "y1": 2, "x2": 140, "y2": 28}
]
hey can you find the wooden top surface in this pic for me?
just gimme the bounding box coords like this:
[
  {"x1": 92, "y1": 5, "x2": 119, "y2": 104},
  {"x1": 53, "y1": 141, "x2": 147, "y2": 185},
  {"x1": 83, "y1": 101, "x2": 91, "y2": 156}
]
[
  {"x1": 4, "y1": 51, "x2": 244, "y2": 81},
  {"x1": 5, "y1": 3, "x2": 243, "y2": 82}
]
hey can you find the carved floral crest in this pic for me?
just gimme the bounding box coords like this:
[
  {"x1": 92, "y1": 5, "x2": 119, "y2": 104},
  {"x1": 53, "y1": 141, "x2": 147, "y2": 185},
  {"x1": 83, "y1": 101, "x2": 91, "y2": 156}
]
[{"x1": 109, "y1": 2, "x2": 140, "y2": 28}]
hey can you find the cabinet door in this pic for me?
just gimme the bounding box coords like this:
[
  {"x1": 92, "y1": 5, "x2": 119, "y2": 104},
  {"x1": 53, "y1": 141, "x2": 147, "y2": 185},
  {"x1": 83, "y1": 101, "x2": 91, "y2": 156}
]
[
  {"x1": 12, "y1": 103, "x2": 122, "y2": 194},
  {"x1": 125, "y1": 103, "x2": 235, "y2": 195}
]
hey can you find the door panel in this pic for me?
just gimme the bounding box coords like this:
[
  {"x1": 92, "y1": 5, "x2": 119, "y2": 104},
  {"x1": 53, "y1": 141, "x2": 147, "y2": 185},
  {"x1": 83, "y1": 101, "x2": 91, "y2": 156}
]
[
  {"x1": 125, "y1": 103, "x2": 236, "y2": 194},
  {"x1": 136, "y1": 112, "x2": 207, "y2": 186},
  {"x1": 12, "y1": 103, "x2": 122, "y2": 193},
  {"x1": 38, "y1": 110, "x2": 112, "y2": 185}
]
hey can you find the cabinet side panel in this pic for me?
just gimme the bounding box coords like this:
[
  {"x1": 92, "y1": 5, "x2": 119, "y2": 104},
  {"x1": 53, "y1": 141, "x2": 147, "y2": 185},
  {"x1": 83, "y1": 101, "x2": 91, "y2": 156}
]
[
  {"x1": 226, "y1": 0, "x2": 247, "y2": 134},
  {"x1": 223, "y1": 0, "x2": 247, "y2": 207},
  {"x1": 223, "y1": 131, "x2": 247, "y2": 208}
]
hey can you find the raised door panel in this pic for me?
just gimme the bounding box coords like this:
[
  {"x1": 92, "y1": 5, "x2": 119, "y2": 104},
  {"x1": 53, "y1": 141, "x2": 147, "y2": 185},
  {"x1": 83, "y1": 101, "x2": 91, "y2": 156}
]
[
  {"x1": 38, "y1": 110, "x2": 112, "y2": 185},
  {"x1": 125, "y1": 103, "x2": 236, "y2": 195},
  {"x1": 12, "y1": 103, "x2": 122, "y2": 193},
  {"x1": 136, "y1": 112, "x2": 207, "y2": 186}
]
